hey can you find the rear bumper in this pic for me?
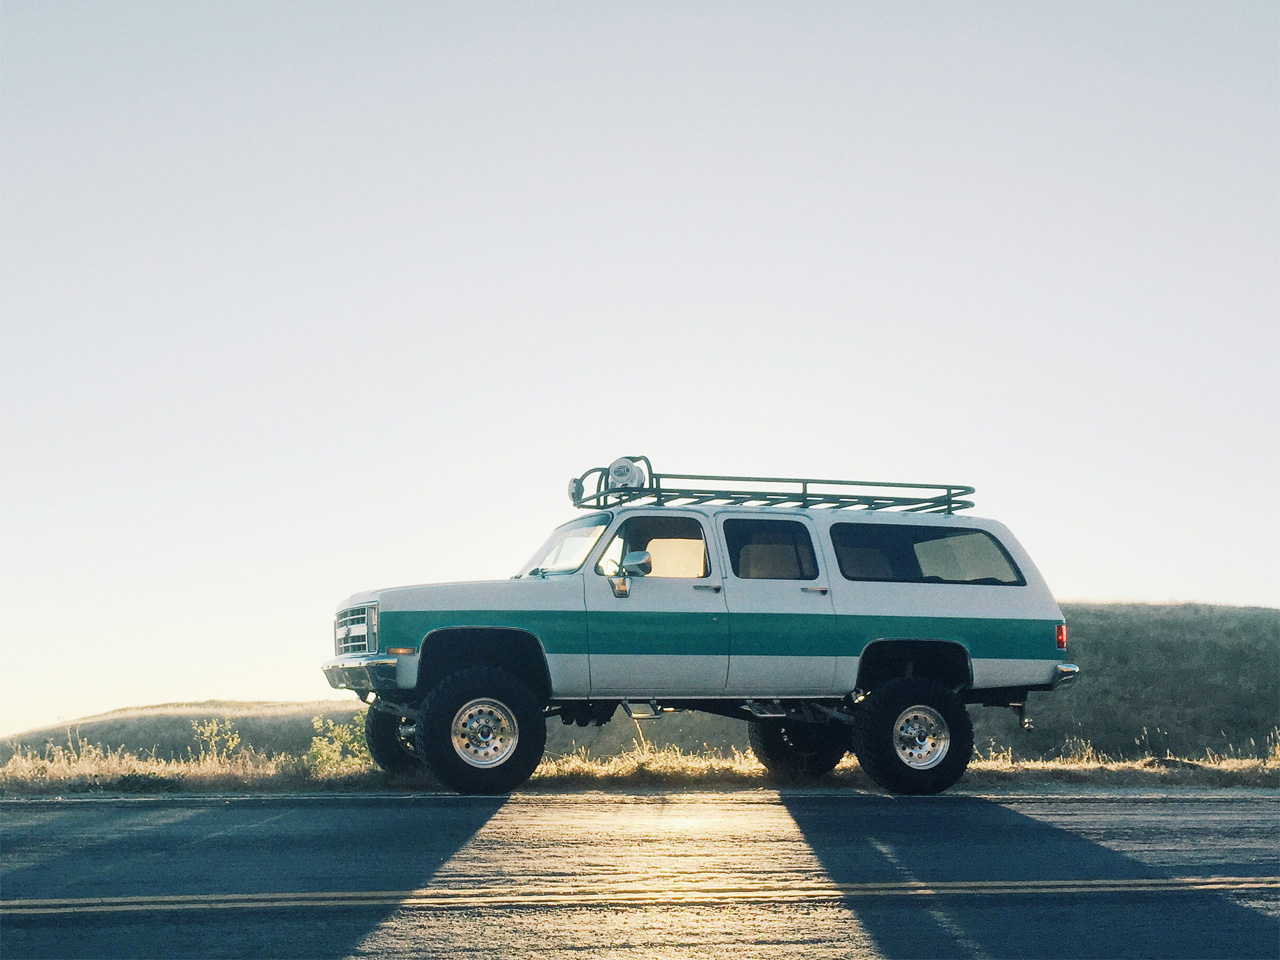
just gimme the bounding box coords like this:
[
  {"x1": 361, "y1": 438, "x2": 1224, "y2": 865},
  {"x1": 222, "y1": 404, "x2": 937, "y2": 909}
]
[
  {"x1": 963, "y1": 662, "x2": 1080, "y2": 706},
  {"x1": 1053, "y1": 663, "x2": 1080, "y2": 689}
]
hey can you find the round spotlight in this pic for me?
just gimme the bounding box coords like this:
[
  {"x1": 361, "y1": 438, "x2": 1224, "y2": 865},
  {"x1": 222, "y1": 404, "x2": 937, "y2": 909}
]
[{"x1": 607, "y1": 457, "x2": 646, "y2": 490}]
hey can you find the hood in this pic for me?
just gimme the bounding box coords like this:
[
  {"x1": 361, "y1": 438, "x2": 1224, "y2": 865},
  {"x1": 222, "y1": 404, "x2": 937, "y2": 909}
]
[{"x1": 337, "y1": 574, "x2": 583, "y2": 614}]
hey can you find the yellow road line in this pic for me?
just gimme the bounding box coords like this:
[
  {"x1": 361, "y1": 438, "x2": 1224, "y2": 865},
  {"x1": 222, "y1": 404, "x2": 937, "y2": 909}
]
[{"x1": 3, "y1": 876, "x2": 1276, "y2": 916}]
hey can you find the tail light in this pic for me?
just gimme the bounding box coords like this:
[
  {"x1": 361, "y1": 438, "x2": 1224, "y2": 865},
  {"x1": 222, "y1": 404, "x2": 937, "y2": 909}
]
[{"x1": 1056, "y1": 624, "x2": 1068, "y2": 650}]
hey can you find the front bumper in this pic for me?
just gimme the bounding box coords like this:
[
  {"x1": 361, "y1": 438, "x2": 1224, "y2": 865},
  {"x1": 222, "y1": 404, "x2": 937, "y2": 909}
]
[{"x1": 322, "y1": 655, "x2": 398, "y2": 692}]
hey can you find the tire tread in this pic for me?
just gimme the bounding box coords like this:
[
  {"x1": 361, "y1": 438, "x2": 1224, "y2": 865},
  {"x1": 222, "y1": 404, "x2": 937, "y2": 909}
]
[
  {"x1": 852, "y1": 677, "x2": 973, "y2": 795},
  {"x1": 414, "y1": 667, "x2": 546, "y2": 794}
]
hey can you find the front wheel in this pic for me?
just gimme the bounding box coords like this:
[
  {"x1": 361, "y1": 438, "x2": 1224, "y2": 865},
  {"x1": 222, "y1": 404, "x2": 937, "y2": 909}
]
[
  {"x1": 364, "y1": 702, "x2": 424, "y2": 774},
  {"x1": 852, "y1": 677, "x2": 973, "y2": 795},
  {"x1": 414, "y1": 668, "x2": 546, "y2": 794},
  {"x1": 748, "y1": 719, "x2": 849, "y2": 780}
]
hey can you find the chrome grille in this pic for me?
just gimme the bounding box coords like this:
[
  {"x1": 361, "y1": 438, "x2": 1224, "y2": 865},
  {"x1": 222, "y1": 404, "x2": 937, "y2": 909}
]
[{"x1": 335, "y1": 604, "x2": 377, "y2": 655}]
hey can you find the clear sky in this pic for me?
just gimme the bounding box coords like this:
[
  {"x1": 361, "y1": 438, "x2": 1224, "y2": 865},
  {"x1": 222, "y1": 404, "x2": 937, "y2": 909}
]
[{"x1": 1, "y1": 2, "x2": 1276, "y2": 737}]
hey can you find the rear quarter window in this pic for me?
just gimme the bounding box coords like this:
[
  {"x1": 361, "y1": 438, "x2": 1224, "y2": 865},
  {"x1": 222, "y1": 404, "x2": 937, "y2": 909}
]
[{"x1": 829, "y1": 523, "x2": 1025, "y2": 586}]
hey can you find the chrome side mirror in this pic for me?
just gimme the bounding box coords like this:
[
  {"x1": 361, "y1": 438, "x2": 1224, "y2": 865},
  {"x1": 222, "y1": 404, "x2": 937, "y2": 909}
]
[
  {"x1": 621, "y1": 551, "x2": 652, "y2": 576},
  {"x1": 608, "y1": 551, "x2": 652, "y2": 598}
]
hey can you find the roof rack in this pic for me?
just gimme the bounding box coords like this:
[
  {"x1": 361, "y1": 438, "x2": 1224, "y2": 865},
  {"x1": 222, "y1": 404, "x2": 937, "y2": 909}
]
[{"x1": 569, "y1": 457, "x2": 974, "y2": 514}]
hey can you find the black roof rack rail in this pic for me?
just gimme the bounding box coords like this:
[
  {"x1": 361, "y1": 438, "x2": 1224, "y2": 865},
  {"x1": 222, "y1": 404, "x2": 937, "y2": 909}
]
[{"x1": 569, "y1": 457, "x2": 975, "y2": 515}]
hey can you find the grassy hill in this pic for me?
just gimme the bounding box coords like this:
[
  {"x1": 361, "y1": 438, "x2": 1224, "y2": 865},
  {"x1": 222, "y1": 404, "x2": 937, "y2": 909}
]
[
  {"x1": 0, "y1": 701, "x2": 365, "y2": 765},
  {"x1": 4, "y1": 603, "x2": 1276, "y2": 765},
  {"x1": 973, "y1": 603, "x2": 1278, "y2": 760}
]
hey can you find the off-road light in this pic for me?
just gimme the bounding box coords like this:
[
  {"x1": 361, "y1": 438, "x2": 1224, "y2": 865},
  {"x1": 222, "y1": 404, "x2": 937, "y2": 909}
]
[
  {"x1": 1057, "y1": 624, "x2": 1068, "y2": 650},
  {"x1": 607, "y1": 457, "x2": 647, "y2": 489}
]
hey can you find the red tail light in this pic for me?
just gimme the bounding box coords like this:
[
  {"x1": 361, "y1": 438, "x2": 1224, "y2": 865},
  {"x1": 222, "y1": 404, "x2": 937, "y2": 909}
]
[{"x1": 1056, "y1": 624, "x2": 1068, "y2": 650}]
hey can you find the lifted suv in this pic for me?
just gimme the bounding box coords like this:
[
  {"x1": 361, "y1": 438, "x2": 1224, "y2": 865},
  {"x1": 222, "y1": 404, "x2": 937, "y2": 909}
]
[{"x1": 323, "y1": 458, "x2": 1078, "y2": 794}]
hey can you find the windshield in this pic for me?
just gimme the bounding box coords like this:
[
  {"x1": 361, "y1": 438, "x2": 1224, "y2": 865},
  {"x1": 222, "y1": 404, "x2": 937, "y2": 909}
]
[{"x1": 516, "y1": 514, "x2": 610, "y2": 577}]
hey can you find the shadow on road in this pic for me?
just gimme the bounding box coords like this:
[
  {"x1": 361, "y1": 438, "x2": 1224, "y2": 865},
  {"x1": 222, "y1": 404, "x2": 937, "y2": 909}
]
[
  {"x1": 782, "y1": 795, "x2": 1278, "y2": 960},
  {"x1": 1, "y1": 796, "x2": 506, "y2": 959}
]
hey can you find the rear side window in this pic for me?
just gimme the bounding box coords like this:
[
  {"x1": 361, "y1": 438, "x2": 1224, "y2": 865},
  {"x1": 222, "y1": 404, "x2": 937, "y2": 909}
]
[
  {"x1": 830, "y1": 523, "x2": 1025, "y2": 586},
  {"x1": 723, "y1": 519, "x2": 819, "y2": 580}
]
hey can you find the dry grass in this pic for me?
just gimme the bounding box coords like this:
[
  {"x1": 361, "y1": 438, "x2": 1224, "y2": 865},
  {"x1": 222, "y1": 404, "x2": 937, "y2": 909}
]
[
  {"x1": 531, "y1": 741, "x2": 1280, "y2": 791},
  {"x1": 0, "y1": 721, "x2": 407, "y2": 796},
  {"x1": 533, "y1": 744, "x2": 767, "y2": 788},
  {"x1": 3, "y1": 730, "x2": 1277, "y2": 797},
  {"x1": 960, "y1": 737, "x2": 1280, "y2": 790}
]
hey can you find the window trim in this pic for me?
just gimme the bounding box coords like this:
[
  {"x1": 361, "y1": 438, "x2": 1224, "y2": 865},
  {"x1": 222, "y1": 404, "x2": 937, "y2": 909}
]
[{"x1": 592, "y1": 512, "x2": 716, "y2": 580}]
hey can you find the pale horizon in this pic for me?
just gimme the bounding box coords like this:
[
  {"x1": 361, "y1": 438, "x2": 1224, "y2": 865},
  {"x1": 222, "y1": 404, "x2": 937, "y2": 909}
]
[{"x1": 2, "y1": 1, "x2": 1276, "y2": 739}]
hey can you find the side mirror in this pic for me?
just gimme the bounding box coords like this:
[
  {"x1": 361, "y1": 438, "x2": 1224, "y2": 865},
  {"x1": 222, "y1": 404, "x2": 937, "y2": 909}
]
[{"x1": 621, "y1": 551, "x2": 652, "y2": 577}]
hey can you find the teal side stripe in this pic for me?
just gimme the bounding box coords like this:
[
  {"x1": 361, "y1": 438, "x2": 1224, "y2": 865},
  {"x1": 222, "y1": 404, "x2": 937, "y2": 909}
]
[
  {"x1": 730, "y1": 615, "x2": 1061, "y2": 660},
  {"x1": 727, "y1": 613, "x2": 845, "y2": 658},
  {"x1": 380, "y1": 610, "x2": 1063, "y2": 661},
  {"x1": 586, "y1": 611, "x2": 727, "y2": 658},
  {"x1": 845, "y1": 615, "x2": 1062, "y2": 661},
  {"x1": 380, "y1": 610, "x2": 587, "y2": 656}
]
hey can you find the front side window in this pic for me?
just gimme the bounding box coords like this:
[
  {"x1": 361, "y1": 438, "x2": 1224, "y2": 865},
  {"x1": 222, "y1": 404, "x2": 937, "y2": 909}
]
[
  {"x1": 830, "y1": 523, "x2": 1025, "y2": 586},
  {"x1": 723, "y1": 518, "x2": 819, "y2": 580},
  {"x1": 517, "y1": 514, "x2": 610, "y2": 577},
  {"x1": 595, "y1": 515, "x2": 709, "y2": 578}
]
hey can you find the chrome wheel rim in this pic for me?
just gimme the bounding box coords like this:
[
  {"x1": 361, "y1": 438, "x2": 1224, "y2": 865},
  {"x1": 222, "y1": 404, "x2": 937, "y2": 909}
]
[
  {"x1": 893, "y1": 705, "x2": 950, "y2": 769},
  {"x1": 451, "y1": 698, "x2": 519, "y2": 768}
]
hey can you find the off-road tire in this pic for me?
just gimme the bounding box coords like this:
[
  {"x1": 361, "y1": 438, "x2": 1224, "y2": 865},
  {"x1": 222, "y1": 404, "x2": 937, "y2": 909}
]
[
  {"x1": 852, "y1": 677, "x2": 974, "y2": 795},
  {"x1": 364, "y1": 702, "x2": 423, "y2": 775},
  {"x1": 748, "y1": 719, "x2": 849, "y2": 780},
  {"x1": 414, "y1": 667, "x2": 546, "y2": 794}
]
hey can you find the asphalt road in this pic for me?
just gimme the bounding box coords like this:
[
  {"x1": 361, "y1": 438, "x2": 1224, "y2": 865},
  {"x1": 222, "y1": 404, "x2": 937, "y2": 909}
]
[{"x1": 2, "y1": 790, "x2": 1276, "y2": 959}]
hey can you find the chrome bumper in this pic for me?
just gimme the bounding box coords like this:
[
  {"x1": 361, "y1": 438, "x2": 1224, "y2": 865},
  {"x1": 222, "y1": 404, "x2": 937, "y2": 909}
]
[
  {"x1": 322, "y1": 655, "x2": 398, "y2": 692},
  {"x1": 1053, "y1": 663, "x2": 1080, "y2": 689}
]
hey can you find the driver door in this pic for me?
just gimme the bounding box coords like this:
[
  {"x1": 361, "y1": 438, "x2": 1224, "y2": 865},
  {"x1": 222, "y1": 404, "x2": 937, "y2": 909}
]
[{"x1": 584, "y1": 512, "x2": 730, "y2": 696}]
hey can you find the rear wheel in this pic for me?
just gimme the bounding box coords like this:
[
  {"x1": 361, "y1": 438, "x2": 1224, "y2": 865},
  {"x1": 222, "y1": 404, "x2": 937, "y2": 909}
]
[
  {"x1": 364, "y1": 702, "x2": 423, "y2": 774},
  {"x1": 415, "y1": 667, "x2": 546, "y2": 794},
  {"x1": 852, "y1": 677, "x2": 973, "y2": 795},
  {"x1": 748, "y1": 719, "x2": 849, "y2": 780}
]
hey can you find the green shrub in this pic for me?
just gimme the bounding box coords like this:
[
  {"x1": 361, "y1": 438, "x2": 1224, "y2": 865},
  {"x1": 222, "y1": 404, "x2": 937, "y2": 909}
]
[
  {"x1": 190, "y1": 718, "x2": 241, "y2": 761},
  {"x1": 303, "y1": 714, "x2": 372, "y2": 776}
]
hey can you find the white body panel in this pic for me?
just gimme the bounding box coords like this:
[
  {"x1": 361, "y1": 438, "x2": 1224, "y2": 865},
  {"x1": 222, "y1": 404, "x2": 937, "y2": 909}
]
[{"x1": 545, "y1": 652, "x2": 590, "y2": 697}]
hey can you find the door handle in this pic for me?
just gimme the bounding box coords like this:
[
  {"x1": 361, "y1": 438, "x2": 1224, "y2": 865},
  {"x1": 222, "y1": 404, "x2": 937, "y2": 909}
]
[
  {"x1": 693, "y1": 583, "x2": 723, "y2": 593},
  {"x1": 801, "y1": 586, "x2": 829, "y2": 594}
]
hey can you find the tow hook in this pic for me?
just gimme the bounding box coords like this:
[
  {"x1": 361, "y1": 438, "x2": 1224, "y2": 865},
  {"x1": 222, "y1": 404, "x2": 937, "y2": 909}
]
[{"x1": 1011, "y1": 703, "x2": 1033, "y2": 730}]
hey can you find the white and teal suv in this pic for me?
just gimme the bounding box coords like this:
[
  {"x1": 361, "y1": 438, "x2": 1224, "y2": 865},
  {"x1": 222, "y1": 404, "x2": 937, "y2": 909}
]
[{"x1": 323, "y1": 457, "x2": 1078, "y2": 795}]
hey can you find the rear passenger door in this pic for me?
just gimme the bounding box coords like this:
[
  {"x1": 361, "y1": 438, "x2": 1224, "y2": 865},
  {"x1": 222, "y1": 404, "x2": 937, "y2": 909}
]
[{"x1": 715, "y1": 514, "x2": 839, "y2": 695}]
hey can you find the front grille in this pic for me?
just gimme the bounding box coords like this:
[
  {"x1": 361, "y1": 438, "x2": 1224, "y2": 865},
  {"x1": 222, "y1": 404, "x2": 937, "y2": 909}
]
[{"x1": 335, "y1": 604, "x2": 378, "y2": 655}]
